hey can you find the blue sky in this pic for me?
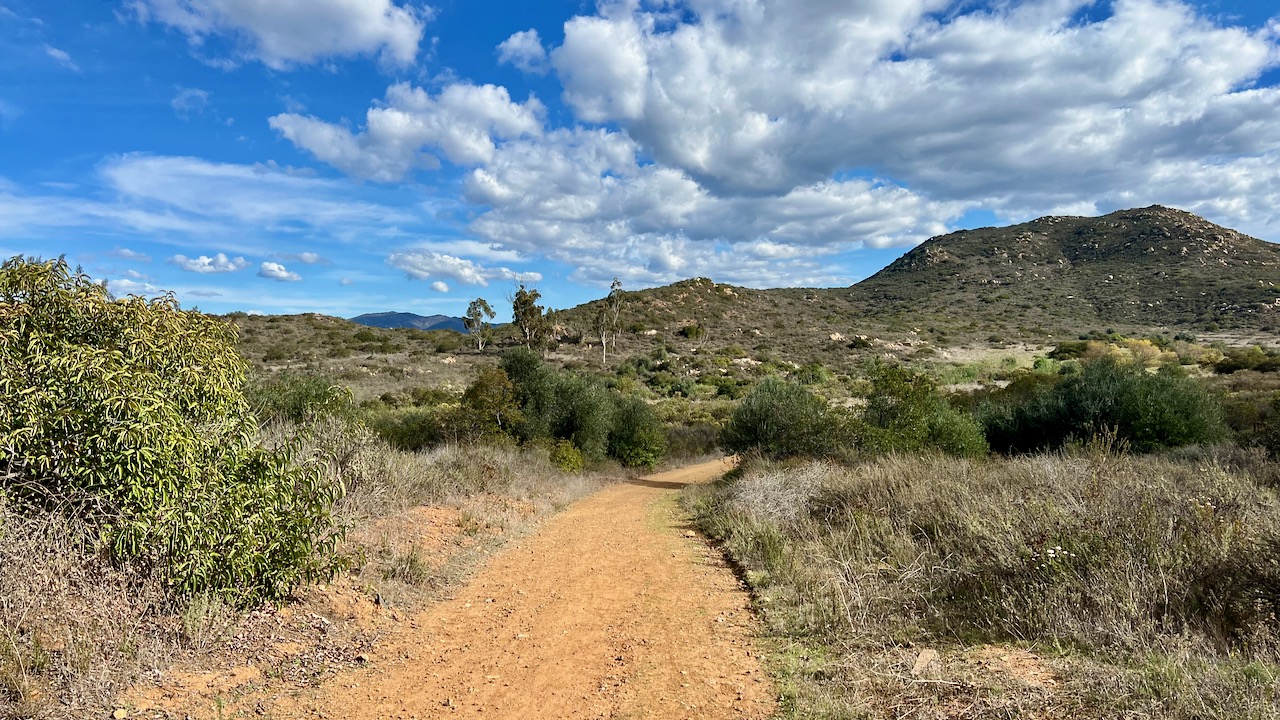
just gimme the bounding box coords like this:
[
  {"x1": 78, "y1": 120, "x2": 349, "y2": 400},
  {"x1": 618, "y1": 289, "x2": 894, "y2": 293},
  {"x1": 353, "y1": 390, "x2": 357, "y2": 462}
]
[{"x1": 2, "y1": 0, "x2": 1278, "y2": 319}]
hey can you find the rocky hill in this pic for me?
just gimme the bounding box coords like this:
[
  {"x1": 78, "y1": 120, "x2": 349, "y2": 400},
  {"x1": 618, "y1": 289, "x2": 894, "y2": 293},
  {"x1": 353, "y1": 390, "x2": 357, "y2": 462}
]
[
  {"x1": 848, "y1": 205, "x2": 1279, "y2": 334},
  {"x1": 231, "y1": 206, "x2": 1277, "y2": 375},
  {"x1": 554, "y1": 206, "x2": 1277, "y2": 354}
]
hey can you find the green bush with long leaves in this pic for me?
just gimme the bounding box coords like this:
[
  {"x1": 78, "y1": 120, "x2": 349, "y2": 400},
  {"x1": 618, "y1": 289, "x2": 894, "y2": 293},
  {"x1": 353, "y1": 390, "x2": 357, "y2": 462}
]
[
  {"x1": 0, "y1": 258, "x2": 344, "y2": 606},
  {"x1": 608, "y1": 395, "x2": 666, "y2": 469},
  {"x1": 981, "y1": 358, "x2": 1228, "y2": 453},
  {"x1": 860, "y1": 364, "x2": 989, "y2": 458},
  {"x1": 720, "y1": 376, "x2": 837, "y2": 458}
]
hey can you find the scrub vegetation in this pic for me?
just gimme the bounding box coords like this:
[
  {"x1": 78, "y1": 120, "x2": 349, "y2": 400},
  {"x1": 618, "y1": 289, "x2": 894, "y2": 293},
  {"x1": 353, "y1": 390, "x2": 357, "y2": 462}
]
[{"x1": 3, "y1": 208, "x2": 1280, "y2": 720}]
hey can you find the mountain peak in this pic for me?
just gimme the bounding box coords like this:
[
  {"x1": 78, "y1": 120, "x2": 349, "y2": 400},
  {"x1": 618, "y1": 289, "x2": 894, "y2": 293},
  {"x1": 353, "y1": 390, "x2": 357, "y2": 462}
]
[{"x1": 855, "y1": 206, "x2": 1278, "y2": 332}]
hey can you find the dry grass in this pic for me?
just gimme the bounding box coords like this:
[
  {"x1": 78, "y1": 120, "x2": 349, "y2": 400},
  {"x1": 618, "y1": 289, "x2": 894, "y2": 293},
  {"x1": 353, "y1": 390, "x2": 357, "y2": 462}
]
[
  {"x1": 686, "y1": 447, "x2": 1280, "y2": 718},
  {"x1": 0, "y1": 506, "x2": 178, "y2": 719}
]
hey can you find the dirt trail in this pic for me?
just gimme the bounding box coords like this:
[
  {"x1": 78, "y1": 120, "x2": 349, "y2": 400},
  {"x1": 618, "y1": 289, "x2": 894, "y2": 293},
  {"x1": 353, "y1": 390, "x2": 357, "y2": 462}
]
[{"x1": 156, "y1": 459, "x2": 775, "y2": 719}]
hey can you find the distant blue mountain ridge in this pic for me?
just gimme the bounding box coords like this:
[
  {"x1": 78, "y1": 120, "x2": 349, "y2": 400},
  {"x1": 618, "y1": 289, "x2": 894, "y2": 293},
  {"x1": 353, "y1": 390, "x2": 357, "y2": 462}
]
[{"x1": 350, "y1": 312, "x2": 468, "y2": 333}]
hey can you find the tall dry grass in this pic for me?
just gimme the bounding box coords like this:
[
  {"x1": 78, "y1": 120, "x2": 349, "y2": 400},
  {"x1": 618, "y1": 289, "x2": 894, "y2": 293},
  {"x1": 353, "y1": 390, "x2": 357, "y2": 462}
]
[
  {"x1": 686, "y1": 446, "x2": 1280, "y2": 718},
  {"x1": 0, "y1": 504, "x2": 178, "y2": 719}
]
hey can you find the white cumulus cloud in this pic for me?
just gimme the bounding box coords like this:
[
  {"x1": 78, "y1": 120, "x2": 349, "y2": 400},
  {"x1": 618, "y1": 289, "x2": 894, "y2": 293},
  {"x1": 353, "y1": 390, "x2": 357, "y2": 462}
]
[
  {"x1": 170, "y1": 252, "x2": 249, "y2": 273},
  {"x1": 270, "y1": 82, "x2": 544, "y2": 181},
  {"x1": 256, "y1": 0, "x2": 1280, "y2": 288},
  {"x1": 430, "y1": 280, "x2": 449, "y2": 293},
  {"x1": 386, "y1": 250, "x2": 541, "y2": 286},
  {"x1": 548, "y1": 0, "x2": 1280, "y2": 200},
  {"x1": 258, "y1": 261, "x2": 301, "y2": 281},
  {"x1": 108, "y1": 278, "x2": 160, "y2": 296},
  {"x1": 130, "y1": 0, "x2": 427, "y2": 69},
  {"x1": 497, "y1": 29, "x2": 548, "y2": 74}
]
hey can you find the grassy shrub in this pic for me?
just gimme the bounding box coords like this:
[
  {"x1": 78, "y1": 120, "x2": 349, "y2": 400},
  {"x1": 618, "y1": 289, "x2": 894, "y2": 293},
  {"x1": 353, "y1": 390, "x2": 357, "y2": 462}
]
[
  {"x1": 982, "y1": 359, "x2": 1229, "y2": 453},
  {"x1": 686, "y1": 452, "x2": 1280, "y2": 718},
  {"x1": 608, "y1": 396, "x2": 666, "y2": 469},
  {"x1": 0, "y1": 503, "x2": 175, "y2": 717},
  {"x1": 0, "y1": 258, "x2": 343, "y2": 605},
  {"x1": 792, "y1": 361, "x2": 832, "y2": 385},
  {"x1": 860, "y1": 364, "x2": 988, "y2": 457},
  {"x1": 361, "y1": 405, "x2": 451, "y2": 451},
  {"x1": 663, "y1": 422, "x2": 721, "y2": 460},
  {"x1": 249, "y1": 371, "x2": 349, "y2": 424},
  {"x1": 548, "y1": 439, "x2": 585, "y2": 472},
  {"x1": 720, "y1": 376, "x2": 839, "y2": 458}
]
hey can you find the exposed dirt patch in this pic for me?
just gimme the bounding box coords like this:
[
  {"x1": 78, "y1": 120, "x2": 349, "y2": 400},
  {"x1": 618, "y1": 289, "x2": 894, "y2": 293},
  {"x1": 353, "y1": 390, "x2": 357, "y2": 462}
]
[
  {"x1": 969, "y1": 646, "x2": 1059, "y2": 690},
  {"x1": 121, "y1": 460, "x2": 774, "y2": 719}
]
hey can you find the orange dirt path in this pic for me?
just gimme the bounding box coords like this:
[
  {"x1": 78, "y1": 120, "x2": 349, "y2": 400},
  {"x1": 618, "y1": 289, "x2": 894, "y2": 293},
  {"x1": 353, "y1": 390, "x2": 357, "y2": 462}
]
[{"x1": 264, "y1": 459, "x2": 772, "y2": 719}]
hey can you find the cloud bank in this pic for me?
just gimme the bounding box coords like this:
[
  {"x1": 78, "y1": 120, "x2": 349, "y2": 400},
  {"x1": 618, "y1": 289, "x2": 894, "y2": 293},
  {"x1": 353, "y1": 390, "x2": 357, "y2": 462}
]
[
  {"x1": 263, "y1": 0, "x2": 1280, "y2": 288},
  {"x1": 130, "y1": 0, "x2": 428, "y2": 69}
]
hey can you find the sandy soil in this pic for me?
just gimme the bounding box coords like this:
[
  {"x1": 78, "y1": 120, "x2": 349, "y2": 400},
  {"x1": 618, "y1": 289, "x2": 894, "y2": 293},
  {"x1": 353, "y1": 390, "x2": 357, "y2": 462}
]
[{"x1": 127, "y1": 459, "x2": 774, "y2": 720}]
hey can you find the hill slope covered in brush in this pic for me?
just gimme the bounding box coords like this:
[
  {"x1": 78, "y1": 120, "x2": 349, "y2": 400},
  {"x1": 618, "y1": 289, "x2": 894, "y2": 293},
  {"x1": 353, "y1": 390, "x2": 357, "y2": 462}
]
[
  {"x1": 558, "y1": 206, "x2": 1278, "y2": 349},
  {"x1": 846, "y1": 205, "x2": 1279, "y2": 334}
]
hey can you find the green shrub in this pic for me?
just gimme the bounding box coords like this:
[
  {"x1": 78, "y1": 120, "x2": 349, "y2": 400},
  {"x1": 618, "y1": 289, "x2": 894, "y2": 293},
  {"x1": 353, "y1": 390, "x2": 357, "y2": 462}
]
[
  {"x1": 1047, "y1": 340, "x2": 1091, "y2": 360},
  {"x1": 720, "y1": 376, "x2": 838, "y2": 458},
  {"x1": 679, "y1": 324, "x2": 705, "y2": 340},
  {"x1": 362, "y1": 406, "x2": 450, "y2": 451},
  {"x1": 982, "y1": 358, "x2": 1229, "y2": 453},
  {"x1": 608, "y1": 396, "x2": 666, "y2": 469},
  {"x1": 793, "y1": 361, "x2": 832, "y2": 385},
  {"x1": 249, "y1": 372, "x2": 348, "y2": 424},
  {"x1": 548, "y1": 439, "x2": 585, "y2": 472},
  {"x1": 0, "y1": 258, "x2": 343, "y2": 605},
  {"x1": 458, "y1": 367, "x2": 522, "y2": 439},
  {"x1": 860, "y1": 364, "x2": 988, "y2": 458},
  {"x1": 501, "y1": 348, "x2": 617, "y2": 462},
  {"x1": 1216, "y1": 346, "x2": 1280, "y2": 374},
  {"x1": 547, "y1": 374, "x2": 615, "y2": 462},
  {"x1": 664, "y1": 423, "x2": 721, "y2": 459}
]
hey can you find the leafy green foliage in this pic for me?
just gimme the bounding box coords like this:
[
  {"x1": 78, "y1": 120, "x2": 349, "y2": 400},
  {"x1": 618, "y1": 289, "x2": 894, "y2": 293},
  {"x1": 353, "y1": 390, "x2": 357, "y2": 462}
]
[
  {"x1": 982, "y1": 358, "x2": 1229, "y2": 453},
  {"x1": 1216, "y1": 346, "x2": 1280, "y2": 374},
  {"x1": 512, "y1": 284, "x2": 547, "y2": 349},
  {"x1": 544, "y1": 373, "x2": 615, "y2": 462},
  {"x1": 463, "y1": 297, "x2": 495, "y2": 351},
  {"x1": 861, "y1": 364, "x2": 988, "y2": 458},
  {"x1": 608, "y1": 396, "x2": 666, "y2": 469},
  {"x1": 0, "y1": 258, "x2": 343, "y2": 605},
  {"x1": 720, "y1": 376, "x2": 837, "y2": 458},
  {"x1": 498, "y1": 348, "x2": 663, "y2": 467},
  {"x1": 548, "y1": 439, "x2": 585, "y2": 472},
  {"x1": 458, "y1": 367, "x2": 522, "y2": 439}
]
